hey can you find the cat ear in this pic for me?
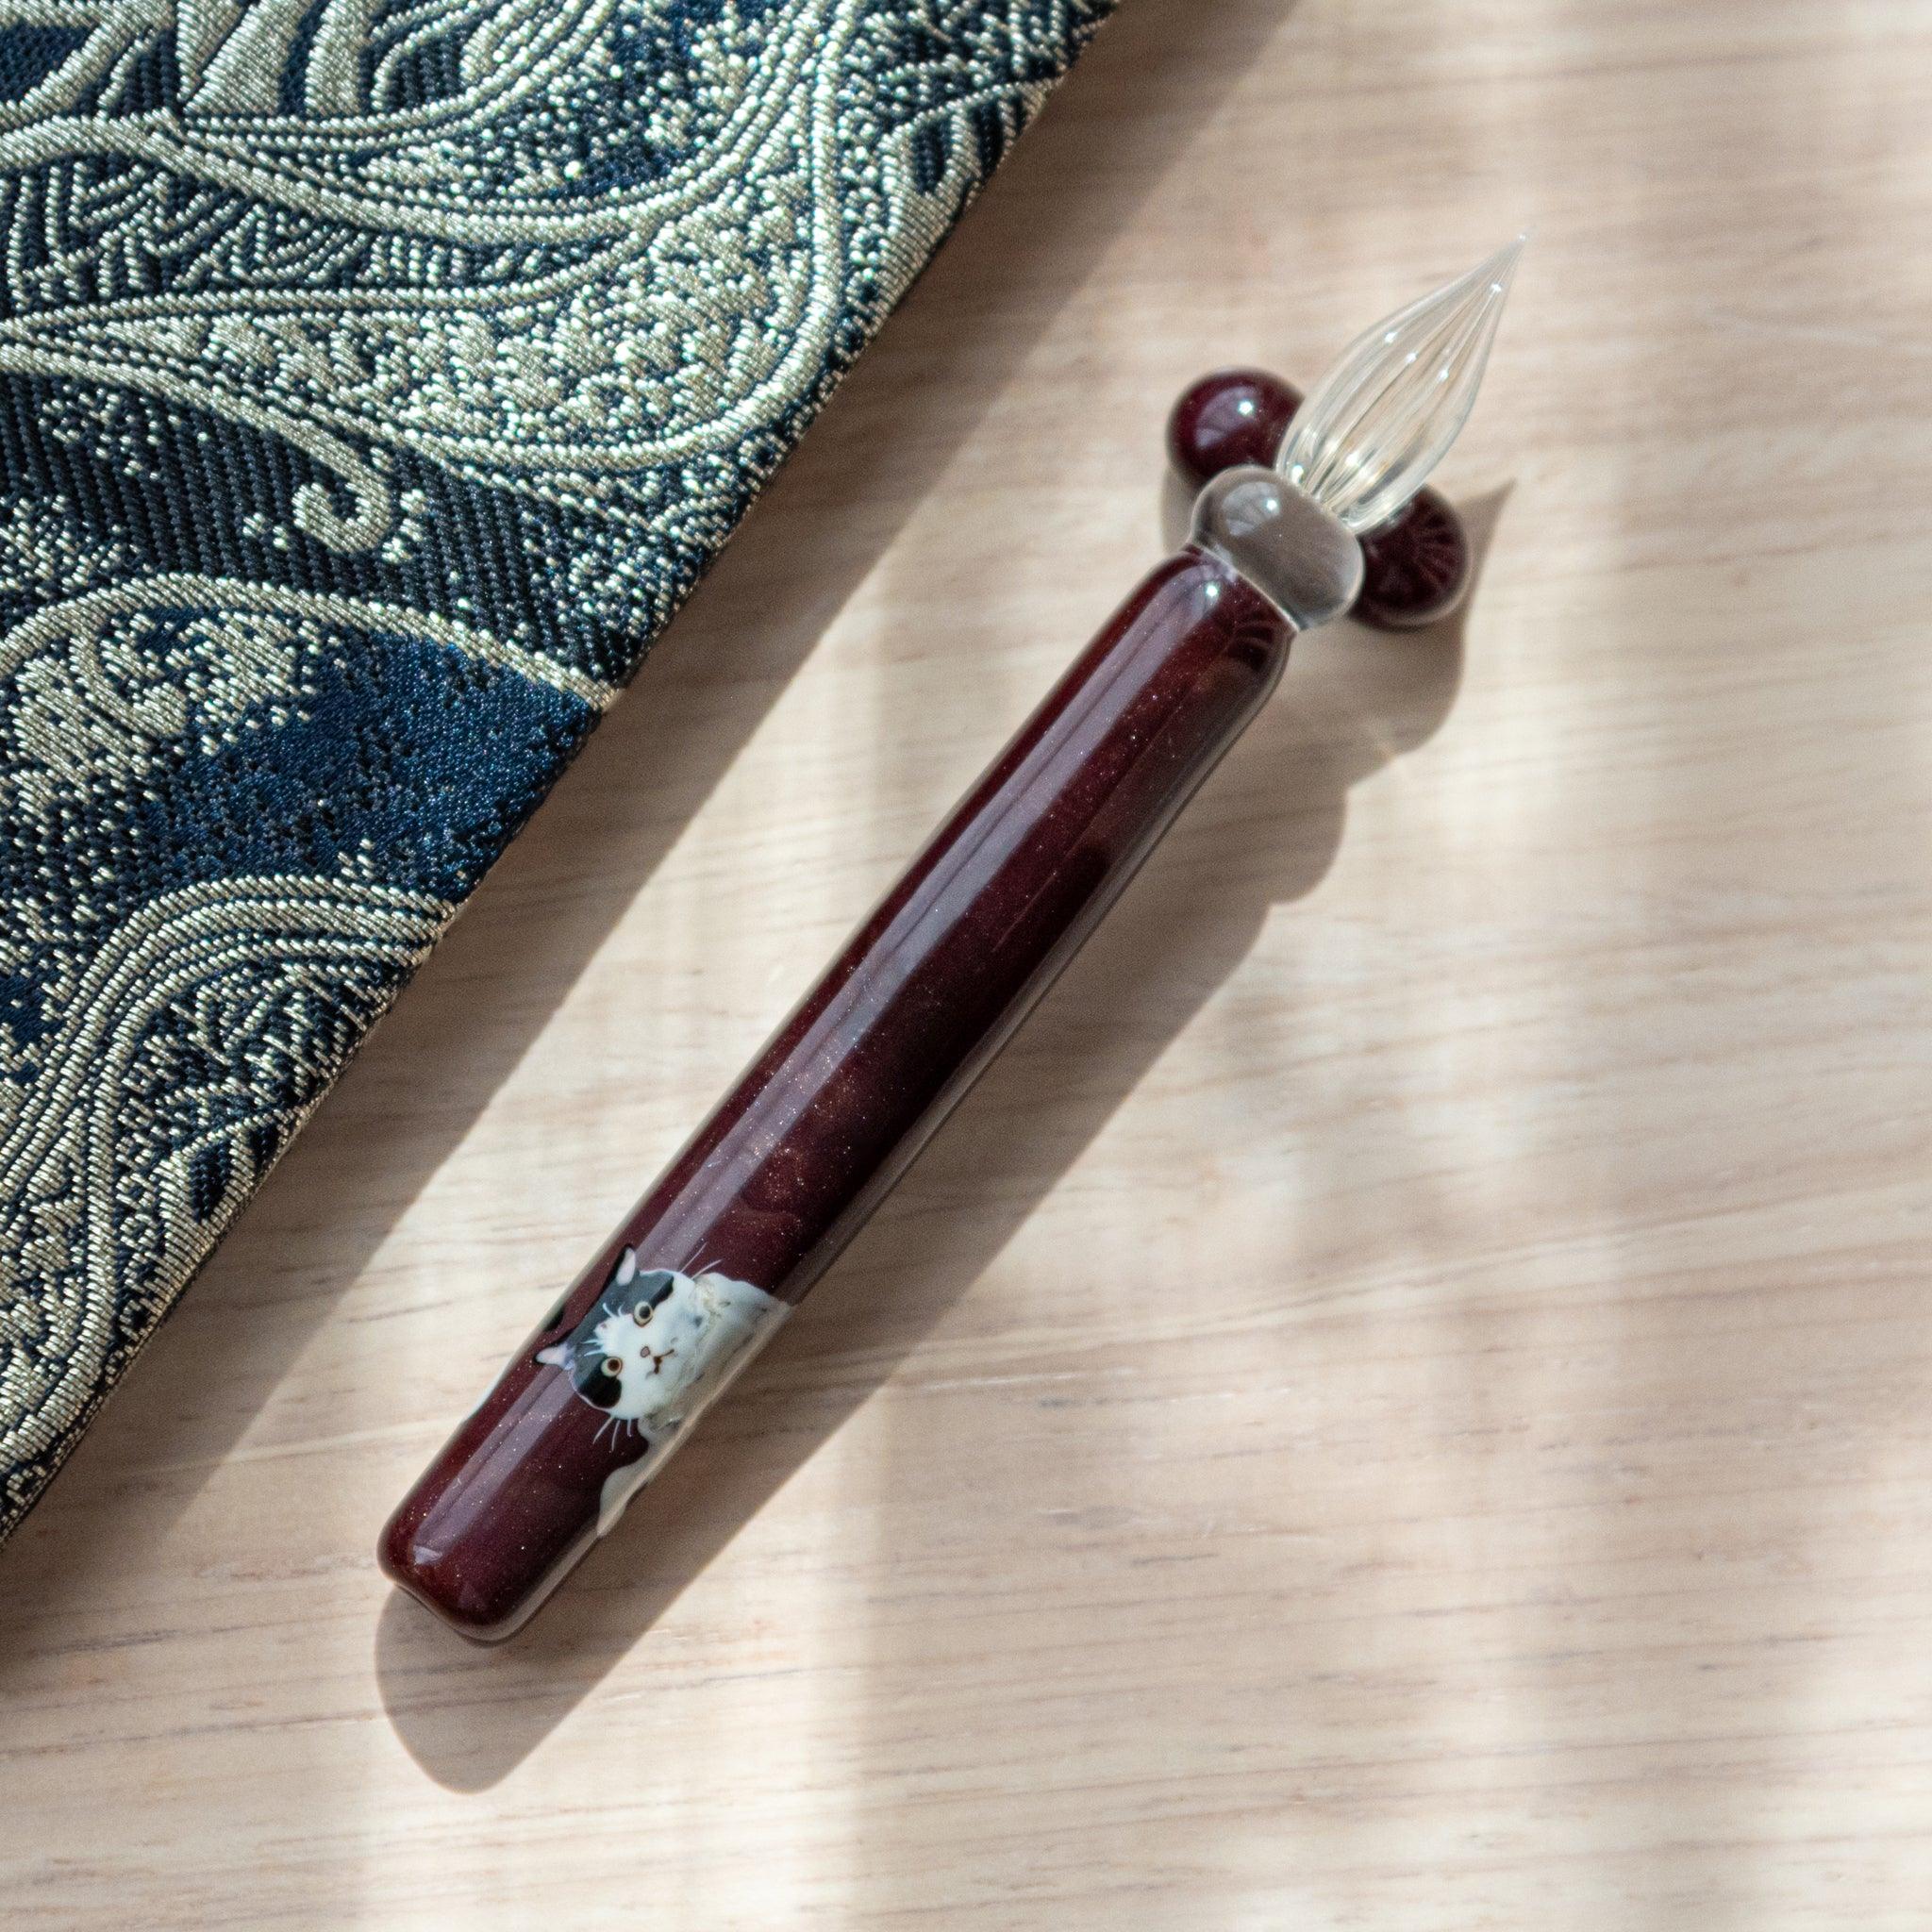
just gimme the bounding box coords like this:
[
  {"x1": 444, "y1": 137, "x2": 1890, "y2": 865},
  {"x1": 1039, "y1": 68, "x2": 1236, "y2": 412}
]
[
  {"x1": 536, "y1": 1342, "x2": 569, "y2": 1368},
  {"x1": 615, "y1": 1247, "x2": 639, "y2": 1286}
]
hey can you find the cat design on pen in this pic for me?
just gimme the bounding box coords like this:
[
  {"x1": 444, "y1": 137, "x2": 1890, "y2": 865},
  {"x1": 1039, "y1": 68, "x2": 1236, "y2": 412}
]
[{"x1": 535, "y1": 1248, "x2": 786, "y2": 1529}]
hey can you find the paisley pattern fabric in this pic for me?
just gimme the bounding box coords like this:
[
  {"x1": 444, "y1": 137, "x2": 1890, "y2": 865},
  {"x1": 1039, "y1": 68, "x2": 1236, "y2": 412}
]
[{"x1": 0, "y1": 0, "x2": 1114, "y2": 1540}]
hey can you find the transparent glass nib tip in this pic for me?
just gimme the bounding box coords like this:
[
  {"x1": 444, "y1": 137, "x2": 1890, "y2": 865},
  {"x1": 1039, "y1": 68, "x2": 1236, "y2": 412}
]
[{"x1": 1277, "y1": 237, "x2": 1524, "y2": 534}]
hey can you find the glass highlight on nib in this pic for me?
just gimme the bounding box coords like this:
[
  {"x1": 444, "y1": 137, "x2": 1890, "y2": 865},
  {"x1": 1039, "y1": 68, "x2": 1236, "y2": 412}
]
[{"x1": 1277, "y1": 237, "x2": 1524, "y2": 535}]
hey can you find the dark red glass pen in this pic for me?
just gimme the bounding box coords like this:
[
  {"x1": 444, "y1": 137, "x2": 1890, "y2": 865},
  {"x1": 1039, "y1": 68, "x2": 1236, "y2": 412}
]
[{"x1": 381, "y1": 243, "x2": 1521, "y2": 1640}]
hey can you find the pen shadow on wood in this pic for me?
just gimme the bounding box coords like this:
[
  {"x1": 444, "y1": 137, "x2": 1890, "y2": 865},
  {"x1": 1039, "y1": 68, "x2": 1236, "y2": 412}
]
[
  {"x1": 374, "y1": 488, "x2": 1506, "y2": 1791},
  {"x1": 0, "y1": 0, "x2": 1299, "y2": 1703}
]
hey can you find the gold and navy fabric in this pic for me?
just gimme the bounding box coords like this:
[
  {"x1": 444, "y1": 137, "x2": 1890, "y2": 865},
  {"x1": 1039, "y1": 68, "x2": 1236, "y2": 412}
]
[{"x1": 0, "y1": 0, "x2": 1115, "y2": 1541}]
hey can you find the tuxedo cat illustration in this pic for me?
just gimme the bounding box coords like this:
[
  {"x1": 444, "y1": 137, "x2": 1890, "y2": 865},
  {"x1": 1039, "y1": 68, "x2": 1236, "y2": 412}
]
[{"x1": 536, "y1": 1249, "x2": 783, "y2": 1527}]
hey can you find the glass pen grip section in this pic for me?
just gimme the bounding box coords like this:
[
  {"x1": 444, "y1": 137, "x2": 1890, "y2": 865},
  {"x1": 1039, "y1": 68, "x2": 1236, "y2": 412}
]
[{"x1": 379, "y1": 549, "x2": 1294, "y2": 1640}]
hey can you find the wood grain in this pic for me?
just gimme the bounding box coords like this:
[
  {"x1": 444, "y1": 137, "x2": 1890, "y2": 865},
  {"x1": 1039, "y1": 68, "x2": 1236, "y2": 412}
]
[{"x1": 6, "y1": 1, "x2": 1931, "y2": 1924}]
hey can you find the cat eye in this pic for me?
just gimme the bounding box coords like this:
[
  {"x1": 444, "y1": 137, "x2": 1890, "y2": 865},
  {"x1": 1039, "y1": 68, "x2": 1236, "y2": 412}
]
[
  {"x1": 632, "y1": 1304, "x2": 653, "y2": 1325},
  {"x1": 602, "y1": 1357, "x2": 624, "y2": 1376}
]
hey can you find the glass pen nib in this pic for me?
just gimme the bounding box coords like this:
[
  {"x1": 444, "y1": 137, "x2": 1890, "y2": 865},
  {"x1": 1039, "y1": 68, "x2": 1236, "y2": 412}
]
[{"x1": 1277, "y1": 237, "x2": 1524, "y2": 535}]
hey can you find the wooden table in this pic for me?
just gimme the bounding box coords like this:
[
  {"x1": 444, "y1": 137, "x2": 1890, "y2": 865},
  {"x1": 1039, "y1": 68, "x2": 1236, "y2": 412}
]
[{"x1": 7, "y1": 2, "x2": 1930, "y2": 1923}]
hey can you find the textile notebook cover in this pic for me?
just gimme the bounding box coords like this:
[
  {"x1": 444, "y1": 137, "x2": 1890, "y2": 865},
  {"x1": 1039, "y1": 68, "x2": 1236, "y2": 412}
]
[{"x1": 0, "y1": 0, "x2": 1115, "y2": 1541}]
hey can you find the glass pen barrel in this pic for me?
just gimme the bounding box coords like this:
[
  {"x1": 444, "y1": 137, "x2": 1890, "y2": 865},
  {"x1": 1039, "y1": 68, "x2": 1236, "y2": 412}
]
[{"x1": 380, "y1": 548, "x2": 1294, "y2": 1639}]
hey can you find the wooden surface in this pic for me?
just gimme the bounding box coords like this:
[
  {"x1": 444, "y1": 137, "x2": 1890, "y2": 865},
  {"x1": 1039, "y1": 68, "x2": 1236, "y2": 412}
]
[{"x1": 7, "y1": 2, "x2": 1932, "y2": 1924}]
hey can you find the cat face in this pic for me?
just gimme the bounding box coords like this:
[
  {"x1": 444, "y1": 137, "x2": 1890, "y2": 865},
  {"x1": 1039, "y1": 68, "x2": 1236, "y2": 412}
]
[{"x1": 535, "y1": 1248, "x2": 776, "y2": 1438}]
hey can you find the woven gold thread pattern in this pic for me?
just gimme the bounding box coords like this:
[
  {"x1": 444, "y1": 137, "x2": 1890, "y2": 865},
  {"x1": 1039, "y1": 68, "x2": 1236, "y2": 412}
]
[{"x1": 0, "y1": 0, "x2": 1114, "y2": 1540}]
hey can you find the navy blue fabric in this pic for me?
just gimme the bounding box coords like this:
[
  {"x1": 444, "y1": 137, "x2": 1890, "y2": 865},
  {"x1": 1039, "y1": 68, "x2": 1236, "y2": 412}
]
[{"x1": 0, "y1": 0, "x2": 1115, "y2": 1537}]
